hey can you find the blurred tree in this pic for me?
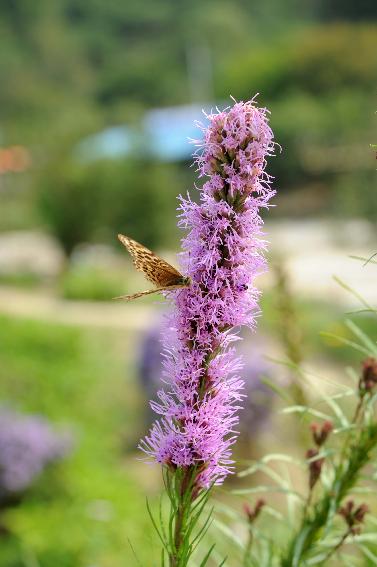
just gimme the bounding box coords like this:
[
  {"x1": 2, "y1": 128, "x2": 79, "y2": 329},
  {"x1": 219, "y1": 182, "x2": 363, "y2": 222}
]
[
  {"x1": 219, "y1": 24, "x2": 377, "y2": 215},
  {"x1": 35, "y1": 156, "x2": 183, "y2": 255},
  {"x1": 317, "y1": 0, "x2": 377, "y2": 21},
  {"x1": 1, "y1": 1, "x2": 376, "y2": 244},
  {"x1": 0, "y1": 0, "x2": 319, "y2": 139}
]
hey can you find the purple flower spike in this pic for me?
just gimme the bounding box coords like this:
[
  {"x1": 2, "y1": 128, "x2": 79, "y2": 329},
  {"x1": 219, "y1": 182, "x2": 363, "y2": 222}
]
[{"x1": 140, "y1": 98, "x2": 276, "y2": 492}]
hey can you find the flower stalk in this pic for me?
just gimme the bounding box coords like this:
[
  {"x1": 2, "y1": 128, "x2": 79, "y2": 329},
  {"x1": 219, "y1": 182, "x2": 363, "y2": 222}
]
[
  {"x1": 281, "y1": 360, "x2": 377, "y2": 567},
  {"x1": 140, "y1": 98, "x2": 275, "y2": 564},
  {"x1": 242, "y1": 499, "x2": 265, "y2": 566}
]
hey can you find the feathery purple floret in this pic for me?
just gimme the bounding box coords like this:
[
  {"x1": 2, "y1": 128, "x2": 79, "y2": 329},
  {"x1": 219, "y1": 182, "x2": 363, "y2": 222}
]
[
  {"x1": 140, "y1": 98, "x2": 275, "y2": 491},
  {"x1": 138, "y1": 318, "x2": 274, "y2": 435}
]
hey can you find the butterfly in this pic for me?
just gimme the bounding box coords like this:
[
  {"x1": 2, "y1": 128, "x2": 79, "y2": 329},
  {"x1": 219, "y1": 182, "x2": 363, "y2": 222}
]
[{"x1": 116, "y1": 234, "x2": 190, "y2": 301}]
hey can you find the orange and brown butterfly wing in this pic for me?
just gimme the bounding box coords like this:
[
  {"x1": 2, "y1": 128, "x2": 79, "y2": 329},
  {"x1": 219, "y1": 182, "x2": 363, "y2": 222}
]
[{"x1": 118, "y1": 234, "x2": 184, "y2": 287}]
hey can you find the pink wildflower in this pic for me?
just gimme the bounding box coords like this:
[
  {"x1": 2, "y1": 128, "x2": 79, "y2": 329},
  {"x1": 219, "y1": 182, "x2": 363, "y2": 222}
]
[{"x1": 140, "y1": 98, "x2": 275, "y2": 492}]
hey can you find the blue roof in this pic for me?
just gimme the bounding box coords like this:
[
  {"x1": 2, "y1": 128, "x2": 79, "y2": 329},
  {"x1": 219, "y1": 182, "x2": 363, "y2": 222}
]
[
  {"x1": 74, "y1": 103, "x2": 217, "y2": 163},
  {"x1": 74, "y1": 125, "x2": 138, "y2": 161}
]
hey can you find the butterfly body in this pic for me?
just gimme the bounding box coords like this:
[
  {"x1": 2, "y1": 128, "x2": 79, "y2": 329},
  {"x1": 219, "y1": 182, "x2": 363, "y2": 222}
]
[{"x1": 117, "y1": 234, "x2": 190, "y2": 301}]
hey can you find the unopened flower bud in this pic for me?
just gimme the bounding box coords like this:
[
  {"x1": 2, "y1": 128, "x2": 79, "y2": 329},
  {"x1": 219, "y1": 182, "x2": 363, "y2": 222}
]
[
  {"x1": 306, "y1": 448, "x2": 324, "y2": 490},
  {"x1": 354, "y1": 503, "x2": 369, "y2": 523},
  {"x1": 338, "y1": 500, "x2": 369, "y2": 534},
  {"x1": 310, "y1": 421, "x2": 333, "y2": 447},
  {"x1": 359, "y1": 358, "x2": 377, "y2": 396},
  {"x1": 243, "y1": 498, "x2": 266, "y2": 524}
]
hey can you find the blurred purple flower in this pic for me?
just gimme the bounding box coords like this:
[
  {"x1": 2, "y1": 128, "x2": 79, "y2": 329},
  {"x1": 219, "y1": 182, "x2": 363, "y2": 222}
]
[
  {"x1": 140, "y1": 99, "x2": 275, "y2": 490},
  {"x1": 238, "y1": 344, "x2": 273, "y2": 437},
  {"x1": 0, "y1": 408, "x2": 71, "y2": 495}
]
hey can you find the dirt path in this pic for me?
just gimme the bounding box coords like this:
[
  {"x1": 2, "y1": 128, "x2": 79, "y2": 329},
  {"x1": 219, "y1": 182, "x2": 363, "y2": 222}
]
[
  {"x1": 0, "y1": 221, "x2": 375, "y2": 330},
  {"x1": 0, "y1": 285, "x2": 156, "y2": 330},
  {"x1": 0, "y1": 236, "x2": 375, "y2": 330}
]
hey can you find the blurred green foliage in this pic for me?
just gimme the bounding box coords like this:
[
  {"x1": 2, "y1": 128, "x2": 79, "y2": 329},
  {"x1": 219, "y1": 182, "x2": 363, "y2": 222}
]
[
  {"x1": 0, "y1": 1, "x2": 375, "y2": 253},
  {"x1": 0, "y1": 315, "x2": 159, "y2": 566},
  {"x1": 35, "y1": 157, "x2": 186, "y2": 254},
  {"x1": 0, "y1": 3, "x2": 376, "y2": 563},
  {"x1": 59, "y1": 264, "x2": 126, "y2": 301},
  {"x1": 222, "y1": 24, "x2": 377, "y2": 201},
  {"x1": 261, "y1": 290, "x2": 376, "y2": 366},
  {"x1": 31, "y1": 22, "x2": 376, "y2": 252},
  {"x1": 0, "y1": 292, "x2": 373, "y2": 564},
  {"x1": 0, "y1": 272, "x2": 43, "y2": 288}
]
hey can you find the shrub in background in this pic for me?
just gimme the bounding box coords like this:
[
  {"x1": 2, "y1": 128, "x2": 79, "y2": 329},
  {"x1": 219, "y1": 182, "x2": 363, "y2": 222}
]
[
  {"x1": 35, "y1": 157, "x2": 184, "y2": 255},
  {"x1": 220, "y1": 24, "x2": 377, "y2": 219}
]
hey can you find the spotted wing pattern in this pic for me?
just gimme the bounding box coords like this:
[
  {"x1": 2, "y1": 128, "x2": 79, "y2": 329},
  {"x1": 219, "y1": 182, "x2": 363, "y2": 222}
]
[
  {"x1": 118, "y1": 234, "x2": 184, "y2": 286},
  {"x1": 117, "y1": 234, "x2": 188, "y2": 301}
]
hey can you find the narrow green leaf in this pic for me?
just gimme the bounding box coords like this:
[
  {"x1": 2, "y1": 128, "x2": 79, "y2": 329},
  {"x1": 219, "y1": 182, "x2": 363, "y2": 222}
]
[
  {"x1": 305, "y1": 551, "x2": 333, "y2": 565},
  {"x1": 212, "y1": 519, "x2": 244, "y2": 550},
  {"x1": 292, "y1": 524, "x2": 312, "y2": 567},
  {"x1": 364, "y1": 516, "x2": 377, "y2": 527},
  {"x1": 266, "y1": 356, "x2": 353, "y2": 393},
  {"x1": 345, "y1": 366, "x2": 360, "y2": 385},
  {"x1": 355, "y1": 533, "x2": 377, "y2": 543},
  {"x1": 345, "y1": 319, "x2": 377, "y2": 356},
  {"x1": 239, "y1": 453, "x2": 304, "y2": 477},
  {"x1": 320, "y1": 390, "x2": 350, "y2": 428},
  {"x1": 351, "y1": 486, "x2": 377, "y2": 494},
  {"x1": 338, "y1": 553, "x2": 358, "y2": 567},
  {"x1": 158, "y1": 493, "x2": 168, "y2": 548},
  {"x1": 260, "y1": 376, "x2": 293, "y2": 403},
  {"x1": 127, "y1": 538, "x2": 143, "y2": 567},
  {"x1": 320, "y1": 332, "x2": 371, "y2": 357},
  {"x1": 232, "y1": 485, "x2": 304, "y2": 500},
  {"x1": 279, "y1": 464, "x2": 299, "y2": 527},
  {"x1": 189, "y1": 507, "x2": 214, "y2": 551},
  {"x1": 349, "y1": 254, "x2": 377, "y2": 266},
  {"x1": 333, "y1": 275, "x2": 375, "y2": 313},
  {"x1": 146, "y1": 497, "x2": 168, "y2": 552},
  {"x1": 282, "y1": 405, "x2": 333, "y2": 421},
  {"x1": 359, "y1": 544, "x2": 377, "y2": 565},
  {"x1": 214, "y1": 501, "x2": 242, "y2": 522},
  {"x1": 199, "y1": 543, "x2": 216, "y2": 566},
  {"x1": 254, "y1": 462, "x2": 297, "y2": 493},
  {"x1": 345, "y1": 308, "x2": 377, "y2": 315},
  {"x1": 263, "y1": 505, "x2": 285, "y2": 521},
  {"x1": 20, "y1": 545, "x2": 41, "y2": 567}
]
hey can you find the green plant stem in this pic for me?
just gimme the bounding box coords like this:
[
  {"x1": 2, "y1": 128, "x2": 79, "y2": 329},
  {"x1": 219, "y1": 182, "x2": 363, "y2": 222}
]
[
  {"x1": 305, "y1": 487, "x2": 314, "y2": 517},
  {"x1": 353, "y1": 399, "x2": 364, "y2": 424},
  {"x1": 280, "y1": 423, "x2": 377, "y2": 566},
  {"x1": 170, "y1": 468, "x2": 194, "y2": 567},
  {"x1": 242, "y1": 527, "x2": 254, "y2": 566},
  {"x1": 273, "y1": 262, "x2": 307, "y2": 408},
  {"x1": 161, "y1": 466, "x2": 214, "y2": 567},
  {"x1": 320, "y1": 528, "x2": 352, "y2": 564}
]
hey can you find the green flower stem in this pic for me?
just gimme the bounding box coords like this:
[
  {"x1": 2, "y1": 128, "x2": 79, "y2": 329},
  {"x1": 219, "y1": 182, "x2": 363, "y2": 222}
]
[
  {"x1": 320, "y1": 527, "x2": 353, "y2": 564},
  {"x1": 170, "y1": 468, "x2": 195, "y2": 567},
  {"x1": 157, "y1": 466, "x2": 213, "y2": 567},
  {"x1": 242, "y1": 527, "x2": 254, "y2": 567},
  {"x1": 280, "y1": 423, "x2": 377, "y2": 566}
]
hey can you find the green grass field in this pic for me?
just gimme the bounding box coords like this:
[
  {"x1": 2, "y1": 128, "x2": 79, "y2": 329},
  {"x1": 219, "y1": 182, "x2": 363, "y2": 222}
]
[{"x1": 0, "y1": 315, "x2": 162, "y2": 567}]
